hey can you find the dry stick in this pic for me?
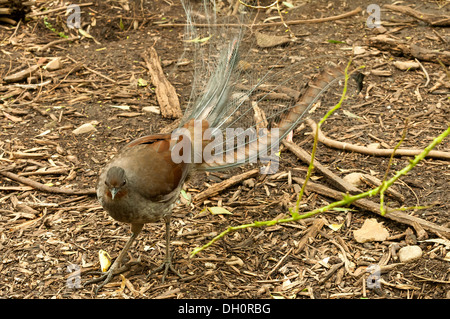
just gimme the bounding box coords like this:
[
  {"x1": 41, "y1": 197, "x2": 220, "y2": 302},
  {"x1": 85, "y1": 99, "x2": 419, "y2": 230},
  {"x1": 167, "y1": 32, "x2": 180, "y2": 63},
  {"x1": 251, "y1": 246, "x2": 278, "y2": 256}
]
[
  {"x1": 82, "y1": 65, "x2": 117, "y2": 84},
  {"x1": 27, "y1": 2, "x2": 94, "y2": 17},
  {"x1": 384, "y1": 4, "x2": 450, "y2": 27},
  {"x1": 154, "y1": 7, "x2": 362, "y2": 28},
  {"x1": 141, "y1": 47, "x2": 182, "y2": 119},
  {"x1": 414, "y1": 58, "x2": 430, "y2": 87},
  {"x1": 263, "y1": 6, "x2": 362, "y2": 27},
  {"x1": 291, "y1": 176, "x2": 450, "y2": 239},
  {"x1": 193, "y1": 168, "x2": 259, "y2": 203},
  {"x1": 282, "y1": 140, "x2": 358, "y2": 193},
  {"x1": 8, "y1": 18, "x2": 21, "y2": 41},
  {"x1": 46, "y1": 61, "x2": 85, "y2": 94},
  {"x1": 366, "y1": 35, "x2": 450, "y2": 66},
  {"x1": 305, "y1": 119, "x2": 450, "y2": 160},
  {"x1": 0, "y1": 171, "x2": 96, "y2": 195},
  {"x1": 10, "y1": 151, "x2": 48, "y2": 159},
  {"x1": 295, "y1": 218, "x2": 325, "y2": 254},
  {"x1": 0, "y1": 186, "x2": 33, "y2": 191},
  {"x1": 360, "y1": 174, "x2": 405, "y2": 203},
  {"x1": 266, "y1": 247, "x2": 293, "y2": 279},
  {"x1": 37, "y1": 36, "x2": 79, "y2": 52},
  {"x1": 66, "y1": 55, "x2": 116, "y2": 84},
  {"x1": 18, "y1": 168, "x2": 69, "y2": 176},
  {"x1": 318, "y1": 262, "x2": 345, "y2": 285},
  {"x1": 412, "y1": 273, "x2": 450, "y2": 284},
  {"x1": 3, "y1": 64, "x2": 40, "y2": 83}
]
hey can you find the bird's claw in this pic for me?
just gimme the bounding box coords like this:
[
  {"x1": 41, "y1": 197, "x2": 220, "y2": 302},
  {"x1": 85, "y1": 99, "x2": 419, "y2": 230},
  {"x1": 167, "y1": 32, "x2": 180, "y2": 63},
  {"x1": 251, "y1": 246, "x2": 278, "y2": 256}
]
[
  {"x1": 83, "y1": 262, "x2": 138, "y2": 295},
  {"x1": 83, "y1": 266, "x2": 119, "y2": 295},
  {"x1": 147, "y1": 258, "x2": 182, "y2": 283}
]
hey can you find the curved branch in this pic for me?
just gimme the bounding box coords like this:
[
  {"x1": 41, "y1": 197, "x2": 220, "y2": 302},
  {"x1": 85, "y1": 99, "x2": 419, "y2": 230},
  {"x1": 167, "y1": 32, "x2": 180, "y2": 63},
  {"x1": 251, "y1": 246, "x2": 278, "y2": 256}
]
[
  {"x1": 306, "y1": 119, "x2": 450, "y2": 160},
  {"x1": 0, "y1": 171, "x2": 96, "y2": 195}
]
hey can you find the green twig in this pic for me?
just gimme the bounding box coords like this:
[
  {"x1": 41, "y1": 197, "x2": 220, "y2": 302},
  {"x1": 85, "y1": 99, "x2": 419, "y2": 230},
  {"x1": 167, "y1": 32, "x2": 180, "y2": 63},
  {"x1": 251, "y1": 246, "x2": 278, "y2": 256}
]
[
  {"x1": 379, "y1": 119, "x2": 409, "y2": 214},
  {"x1": 292, "y1": 59, "x2": 353, "y2": 216},
  {"x1": 379, "y1": 124, "x2": 450, "y2": 215}
]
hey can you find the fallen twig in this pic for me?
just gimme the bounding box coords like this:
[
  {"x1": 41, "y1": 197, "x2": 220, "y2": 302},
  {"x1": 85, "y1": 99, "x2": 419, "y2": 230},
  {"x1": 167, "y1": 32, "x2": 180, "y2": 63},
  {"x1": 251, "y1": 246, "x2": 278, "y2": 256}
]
[
  {"x1": 366, "y1": 35, "x2": 450, "y2": 65},
  {"x1": 0, "y1": 186, "x2": 33, "y2": 191},
  {"x1": 266, "y1": 247, "x2": 293, "y2": 279},
  {"x1": 36, "y1": 36, "x2": 79, "y2": 52},
  {"x1": 282, "y1": 140, "x2": 358, "y2": 193},
  {"x1": 0, "y1": 171, "x2": 96, "y2": 195},
  {"x1": 305, "y1": 119, "x2": 450, "y2": 160},
  {"x1": 142, "y1": 47, "x2": 182, "y2": 119},
  {"x1": 66, "y1": 55, "x2": 116, "y2": 84},
  {"x1": 82, "y1": 65, "x2": 117, "y2": 84},
  {"x1": 414, "y1": 58, "x2": 430, "y2": 87},
  {"x1": 154, "y1": 7, "x2": 362, "y2": 28},
  {"x1": 27, "y1": 2, "x2": 94, "y2": 17},
  {"x1": 259, "y1": 6, "x2": 362, "y2": 27},
  {"x1": 193, "y1": 168, "x2": 259, "y2": 203},
  {"x1": 360, "y1": 174, "x2": 405, "y2": 203},
  {"x1": 384, "y1": 4, "x2": 450, "y2": 27},
  {"x1": 294, "y1": 218, "x2": 325, "y2": 254},
  {"x1": 18, "y1": 168, "x2": 69, "y2": 176},
  {"x1": 3, "y1": 64, "x2": 41, "y2": 83}
]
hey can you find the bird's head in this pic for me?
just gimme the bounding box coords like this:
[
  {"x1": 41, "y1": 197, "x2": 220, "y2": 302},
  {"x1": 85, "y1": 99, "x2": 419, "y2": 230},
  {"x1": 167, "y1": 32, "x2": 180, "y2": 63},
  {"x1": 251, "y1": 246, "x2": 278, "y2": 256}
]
[{"x1": 104, "y1": 166, "x2": 127, "y2": 200}]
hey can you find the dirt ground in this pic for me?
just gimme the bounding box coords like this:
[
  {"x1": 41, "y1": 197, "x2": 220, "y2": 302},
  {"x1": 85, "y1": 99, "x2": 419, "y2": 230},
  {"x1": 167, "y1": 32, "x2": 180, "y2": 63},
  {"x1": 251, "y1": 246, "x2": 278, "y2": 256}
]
[{"x1": 0, "y1": 0, "x2": 449, "y2": 299}]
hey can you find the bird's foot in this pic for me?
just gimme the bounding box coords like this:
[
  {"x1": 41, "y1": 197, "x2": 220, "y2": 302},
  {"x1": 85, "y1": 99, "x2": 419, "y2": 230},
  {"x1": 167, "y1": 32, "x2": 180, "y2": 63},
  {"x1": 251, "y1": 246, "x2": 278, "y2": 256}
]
[
  {"x1": 147, "y1": 256, "x2": 182, "y2": 283},
  {"x1": 84, "y1": 261, "x2": 139, "y2": 295}
]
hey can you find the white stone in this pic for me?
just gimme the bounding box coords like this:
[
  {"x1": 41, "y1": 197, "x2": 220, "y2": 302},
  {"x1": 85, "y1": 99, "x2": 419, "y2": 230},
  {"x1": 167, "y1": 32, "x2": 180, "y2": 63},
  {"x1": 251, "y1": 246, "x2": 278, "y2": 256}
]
[
  {"x1": 343, "y1": 172, "x2": 364, "y2": 187},
  {"x1": 393, "y1": 60, "x2": 420, "y2": 71},
  {"x1": 398, "y1": 245, "x2": 423, "y2": 263},
  {"x1": 44, "y1": 58, "x2": 62, "y2": 71}
]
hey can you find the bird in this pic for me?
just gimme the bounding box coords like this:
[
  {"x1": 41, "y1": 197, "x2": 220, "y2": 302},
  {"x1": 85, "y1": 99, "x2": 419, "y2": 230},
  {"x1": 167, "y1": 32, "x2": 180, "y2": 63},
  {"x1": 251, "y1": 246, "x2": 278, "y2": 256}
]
[
  {"x1": 83, "y1": 1, "x2": 349, "y2": 294},
  {"x1": 84, "y1": 133, "x2": 189, "y2": 292}
]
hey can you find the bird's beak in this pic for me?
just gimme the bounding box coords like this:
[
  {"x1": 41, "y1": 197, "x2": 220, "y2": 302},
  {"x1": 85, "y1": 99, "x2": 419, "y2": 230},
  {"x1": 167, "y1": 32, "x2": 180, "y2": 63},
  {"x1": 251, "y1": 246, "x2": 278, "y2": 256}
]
[{"x1": 110, "y1": 188, "x2": 119, "y2": 200}]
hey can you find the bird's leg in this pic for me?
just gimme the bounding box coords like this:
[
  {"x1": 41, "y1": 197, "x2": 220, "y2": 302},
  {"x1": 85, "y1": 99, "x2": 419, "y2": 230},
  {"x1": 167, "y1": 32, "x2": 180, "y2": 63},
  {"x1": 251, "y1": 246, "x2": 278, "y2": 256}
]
[
  {"x1": 84, "y1": 223, "x2": 143, "y2": 295},
  {"x1": 147, "y1": 215, "x2": 182, "y2": 283}
]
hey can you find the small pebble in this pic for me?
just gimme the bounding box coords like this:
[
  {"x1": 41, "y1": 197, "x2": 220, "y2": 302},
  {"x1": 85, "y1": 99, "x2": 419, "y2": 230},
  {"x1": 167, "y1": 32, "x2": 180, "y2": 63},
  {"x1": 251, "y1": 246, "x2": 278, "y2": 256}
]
[
  {"x1": 343, "y1": 172, "x2": 364, "y2": 187},
  {"x1": 44, "y1": 57, "x2": 62, "y2": 71},
  {"x1": 398, "y1": 245, "x2": 422, "y2": 263},
  {"x1": 393, "y1": 60, "x2": 420, "y2": 71}
]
